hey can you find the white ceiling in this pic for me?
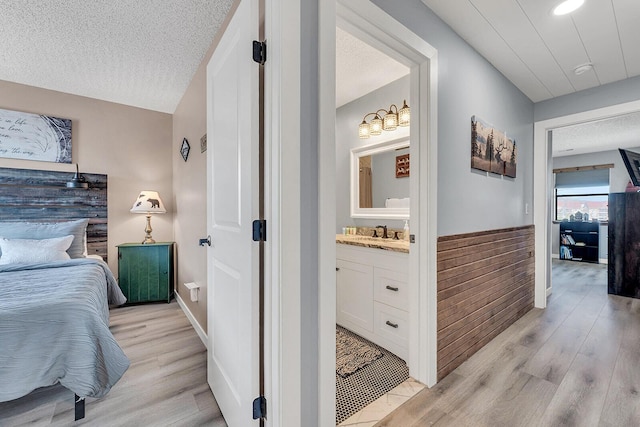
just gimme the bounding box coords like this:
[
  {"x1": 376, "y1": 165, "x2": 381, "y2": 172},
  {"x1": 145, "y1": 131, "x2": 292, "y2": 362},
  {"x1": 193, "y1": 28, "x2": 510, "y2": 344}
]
[
  {"x1": 421, "y1": 0, "x2": 640, "y2": 157},
  {"x1": 0, "y1": 0, "x2": 234, "y2": 113},
  {"x1": 422, "y1": 0, "x2": 640, "y2": 103},
  {"x1": 335, "y1": 27, "x2": 409, "y2": 108}
]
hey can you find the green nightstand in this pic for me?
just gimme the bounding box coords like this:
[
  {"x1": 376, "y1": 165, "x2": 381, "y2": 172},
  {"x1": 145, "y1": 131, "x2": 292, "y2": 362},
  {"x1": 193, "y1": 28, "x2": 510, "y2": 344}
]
[{"x1": 117, "y1": 242, "x2": 174, "y2": 304}]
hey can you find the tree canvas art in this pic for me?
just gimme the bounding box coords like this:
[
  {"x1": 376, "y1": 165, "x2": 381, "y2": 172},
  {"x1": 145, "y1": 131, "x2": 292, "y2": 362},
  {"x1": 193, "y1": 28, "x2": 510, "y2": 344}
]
[{"x1": 471, "y1": 115, "x2": 516, "y2": 178}]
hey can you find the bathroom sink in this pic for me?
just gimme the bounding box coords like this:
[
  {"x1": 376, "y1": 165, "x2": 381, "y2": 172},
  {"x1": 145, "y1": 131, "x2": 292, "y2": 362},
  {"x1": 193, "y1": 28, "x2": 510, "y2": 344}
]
[
  {"x1": 342, "y1": 235, "x2": 386, "y2": 241},
  {"x1": 336, "y1": 233, "x2": 409, "y2": 253}
]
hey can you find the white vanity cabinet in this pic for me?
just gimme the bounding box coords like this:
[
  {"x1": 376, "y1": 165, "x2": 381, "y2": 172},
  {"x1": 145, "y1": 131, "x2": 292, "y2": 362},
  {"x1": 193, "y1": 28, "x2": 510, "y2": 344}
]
[
  {"x1": 336, "y1": 242, "x2": 409, "y2": 361},
  {"x1": 336, "y1": 259, "x2": 374, "y2": 332}
]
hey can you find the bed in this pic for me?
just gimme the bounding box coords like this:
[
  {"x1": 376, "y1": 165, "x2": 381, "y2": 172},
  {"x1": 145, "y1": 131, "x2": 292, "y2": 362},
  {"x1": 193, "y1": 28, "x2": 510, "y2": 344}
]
[
  {"x1": 0, "y1": 167, "x2": 129, "y2": 420},
  {"x1": 0, "y1": 258, "x2": 130, "y2": 409}
]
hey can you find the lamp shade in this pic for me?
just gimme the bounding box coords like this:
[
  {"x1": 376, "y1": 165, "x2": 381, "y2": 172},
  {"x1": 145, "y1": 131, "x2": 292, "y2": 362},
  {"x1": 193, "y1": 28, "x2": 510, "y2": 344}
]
[
  {"x1": 398, "y1": 100, "x2": 410, "y2": 127},
  {"x1": 383, "y1": 110, "x2": 398, "y2": 131},
  {"x1": 130, "y1": 191, "x2": 167, "y2": 214},
  {"x1": 370, "y1": 115, "x2": 383, "y2": 135},
  {"x1": 358, "y1": 120, "x2": 371, "y2": 139}
]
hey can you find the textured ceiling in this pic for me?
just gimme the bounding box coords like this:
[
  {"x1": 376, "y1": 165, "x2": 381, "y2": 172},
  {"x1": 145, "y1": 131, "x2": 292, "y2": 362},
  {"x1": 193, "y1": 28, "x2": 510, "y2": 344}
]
[
  {"x1": 336, "y1": 27, "x2": 409, "y2": 108},
  {"x1": 0, "y1": 0, "x2": 234, "y2": 113},
  {"x1": 552, "y1": 111, "x2": 640, "y2": 157},
  {"x1": 422, "y1": 0, "x2": 640, "y2": 103},
  {"x1": 2, "y1": 0, "x2": 635, "y2": 130}
]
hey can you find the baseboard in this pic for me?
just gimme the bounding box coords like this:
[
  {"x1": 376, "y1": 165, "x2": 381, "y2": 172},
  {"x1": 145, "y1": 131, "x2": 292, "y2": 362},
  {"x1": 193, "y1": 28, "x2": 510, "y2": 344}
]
[
  {"x1": 599, "y1": 258, "x2": 608, "y2": 264},
  {"x1": 551, "y1": 253, "x2": 559, "y2": 259},
  {"x1": 546, "y1": 286, "x2": 552, "y2": 297},
  {"x1": 175, "y1": 292, "x2": 208, "y2": 349}
]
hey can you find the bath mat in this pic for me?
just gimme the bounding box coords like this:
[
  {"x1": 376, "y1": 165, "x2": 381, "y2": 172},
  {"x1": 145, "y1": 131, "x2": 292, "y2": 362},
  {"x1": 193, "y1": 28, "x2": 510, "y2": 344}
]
[{"x1": 336, "y1": 327, "x2": 383, "y2": 378}]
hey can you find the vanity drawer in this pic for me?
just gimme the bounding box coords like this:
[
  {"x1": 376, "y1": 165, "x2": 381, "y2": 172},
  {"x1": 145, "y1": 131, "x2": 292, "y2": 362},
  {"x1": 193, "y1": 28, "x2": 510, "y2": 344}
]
[
  {"x1": 374, "y1": 267, "x2": 409, "y2": 311},
  {"x1": 373, "y1": 301, "x2": 408, "y2": 360}
]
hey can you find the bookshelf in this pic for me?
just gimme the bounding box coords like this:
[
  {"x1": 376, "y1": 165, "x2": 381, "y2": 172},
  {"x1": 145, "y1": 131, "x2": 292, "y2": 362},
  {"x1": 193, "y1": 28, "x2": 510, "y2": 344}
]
[{"x1": 559, "y1": 221, "x2": 599, "y2": 263}]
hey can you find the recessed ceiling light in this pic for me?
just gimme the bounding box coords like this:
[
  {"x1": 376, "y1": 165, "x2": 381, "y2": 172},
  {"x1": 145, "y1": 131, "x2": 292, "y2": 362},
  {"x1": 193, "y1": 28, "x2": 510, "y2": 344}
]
[
  {"x1": 553, "y1": 0, "x2": 584, "y2": 16},
  {"x1": 573, "y1": 63, "x2": 593, "y2": 75}
]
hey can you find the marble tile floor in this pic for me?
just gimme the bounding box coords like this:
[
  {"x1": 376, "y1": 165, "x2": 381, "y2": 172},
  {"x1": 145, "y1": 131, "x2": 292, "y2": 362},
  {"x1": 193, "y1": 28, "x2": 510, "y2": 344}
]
[{"x1": 338, "y1": 377, "x2": 425, "y2": 426}]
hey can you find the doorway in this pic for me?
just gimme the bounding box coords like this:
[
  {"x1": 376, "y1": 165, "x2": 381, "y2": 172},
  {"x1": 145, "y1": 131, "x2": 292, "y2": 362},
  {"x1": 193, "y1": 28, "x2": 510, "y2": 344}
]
[
  {"x1": 318, "y1": 0, "x2": 439, "y2": 422},
  {"x1": 533, "y1": 99, "x2": 640, "y2": 306},
  {"x1": 334, "y1": 27, "x2": 411, "y2": 423}
]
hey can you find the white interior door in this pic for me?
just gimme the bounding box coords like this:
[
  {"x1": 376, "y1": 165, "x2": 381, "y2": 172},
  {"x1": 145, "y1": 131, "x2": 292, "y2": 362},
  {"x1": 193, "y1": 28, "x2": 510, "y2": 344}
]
[{"x1": 206, "y1": 0, "x2": 260, "y2": 425}]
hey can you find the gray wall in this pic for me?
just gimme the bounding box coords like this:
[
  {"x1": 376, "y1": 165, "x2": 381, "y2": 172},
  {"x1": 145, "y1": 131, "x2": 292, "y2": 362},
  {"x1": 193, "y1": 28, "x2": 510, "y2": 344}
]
[
  {"x1": 535, "y1": 75, "x2": 640, "y2": 122},
  {"x1": 553, "y1": 148, "x2": 640, "y2": 194},
  {"x1": 336, "y1": 76, "x2": 410, "y2": 232},
  {"x1": 373, "y1": 0, "x2": 535, "y2": 237}
]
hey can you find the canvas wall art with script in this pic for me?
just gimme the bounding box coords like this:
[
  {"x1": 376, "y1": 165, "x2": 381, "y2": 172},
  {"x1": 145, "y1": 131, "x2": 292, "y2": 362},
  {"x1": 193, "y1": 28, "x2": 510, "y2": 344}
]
[{"x1": 0, "y1": 108, "x2": 72, "y2": 163}]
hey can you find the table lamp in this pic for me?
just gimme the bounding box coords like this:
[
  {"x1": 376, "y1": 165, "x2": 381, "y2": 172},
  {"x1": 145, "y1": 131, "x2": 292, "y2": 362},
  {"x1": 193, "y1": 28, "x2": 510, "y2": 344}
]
[{"x1": 130, "y1": 190, "x2": 166, "y2": 244}]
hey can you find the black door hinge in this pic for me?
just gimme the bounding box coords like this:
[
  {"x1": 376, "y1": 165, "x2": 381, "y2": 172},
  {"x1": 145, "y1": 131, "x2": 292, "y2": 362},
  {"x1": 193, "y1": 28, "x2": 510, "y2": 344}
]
[
  {"x1": 252, "y1": 395, "x2": 267, "y2": 419},
  {"x1": 253, "y1": 40, "x2": 267, "y2": 64},
  {"x1": 252, "y1": 219, "x2": 267, "y2": 242}
]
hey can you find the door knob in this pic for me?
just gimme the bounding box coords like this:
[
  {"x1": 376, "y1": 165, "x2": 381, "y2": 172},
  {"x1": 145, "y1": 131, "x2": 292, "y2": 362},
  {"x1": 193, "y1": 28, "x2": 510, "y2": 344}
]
[{"x1": 199, "y1": 236, "x2": 211, "y2": 247}]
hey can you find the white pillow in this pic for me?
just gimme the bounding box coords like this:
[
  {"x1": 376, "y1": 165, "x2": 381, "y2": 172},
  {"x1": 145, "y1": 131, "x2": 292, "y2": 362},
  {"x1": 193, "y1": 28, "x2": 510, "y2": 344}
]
[
  {"x1": 0, "y1": 219, "x2": 88, "y2": 259},
  {"x1": 0, "y1": 235, "x2": 74, "y2": 265}
]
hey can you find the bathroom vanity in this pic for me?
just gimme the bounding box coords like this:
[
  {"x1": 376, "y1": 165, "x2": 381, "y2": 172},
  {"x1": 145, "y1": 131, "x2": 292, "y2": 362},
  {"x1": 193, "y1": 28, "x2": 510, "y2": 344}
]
[{"x1": 336, "y1": 235, "x2": 409, "y2": 361}]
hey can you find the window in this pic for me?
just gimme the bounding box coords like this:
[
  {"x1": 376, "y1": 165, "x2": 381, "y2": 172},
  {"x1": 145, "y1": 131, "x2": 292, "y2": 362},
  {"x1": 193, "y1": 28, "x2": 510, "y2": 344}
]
[
  {"x1": 554, "y1": 167, "x2": 609, "y2": 221},
  {"x1": 556, "y1": 186, "x2": 609, "y2": 221}
]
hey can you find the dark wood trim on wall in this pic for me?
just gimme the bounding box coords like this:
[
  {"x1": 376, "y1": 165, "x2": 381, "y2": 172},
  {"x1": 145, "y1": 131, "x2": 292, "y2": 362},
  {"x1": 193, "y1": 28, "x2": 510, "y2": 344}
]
[
  {"x1": 437, "y1": 225, "x2": 535, "y2": 381},
  {"x1": 0, "y1": 167, "x2": 108, "y2": 261}
]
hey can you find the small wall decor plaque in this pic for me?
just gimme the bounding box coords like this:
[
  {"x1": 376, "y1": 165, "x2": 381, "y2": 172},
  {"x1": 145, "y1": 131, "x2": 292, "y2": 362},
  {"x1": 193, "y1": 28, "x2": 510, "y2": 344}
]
[
  {"x1": 180, "y1": 138, "x2": 190, "y2": 162},
  {"x1": 200, "y1": 133, "x2": 207, "y2": 153},
  {"x1": 471, "y1": 115, "x2": 517, "y2": 178},
  {"x1": 0, "y1": 107, "x2": 72, "y2": 163},
  {"x1": 396, "y1": 153, "x2": 410, "y2": 178}
]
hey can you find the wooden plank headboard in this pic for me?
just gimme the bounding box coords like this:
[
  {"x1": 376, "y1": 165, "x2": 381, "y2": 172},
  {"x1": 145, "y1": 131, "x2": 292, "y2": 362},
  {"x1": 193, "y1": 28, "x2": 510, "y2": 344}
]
[{"x1": 0, "y1": 167, "x2": 108, "y2": 262}]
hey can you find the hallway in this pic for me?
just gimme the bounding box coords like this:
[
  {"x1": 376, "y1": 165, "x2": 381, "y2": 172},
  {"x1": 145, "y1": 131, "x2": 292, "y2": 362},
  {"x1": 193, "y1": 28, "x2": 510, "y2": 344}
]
[{"x1": 376, "y1": 259, "x2": 640, "y2": 426}]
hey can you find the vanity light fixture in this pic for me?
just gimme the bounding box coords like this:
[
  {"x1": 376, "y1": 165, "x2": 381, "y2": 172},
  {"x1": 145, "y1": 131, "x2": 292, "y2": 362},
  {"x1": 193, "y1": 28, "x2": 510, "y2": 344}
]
[
  {"x1": 552, "y1": 0, "x2": 584, "y2": 16},
  {"x1": 358, "y1": 100, "x2": 410, "y2": 139}
]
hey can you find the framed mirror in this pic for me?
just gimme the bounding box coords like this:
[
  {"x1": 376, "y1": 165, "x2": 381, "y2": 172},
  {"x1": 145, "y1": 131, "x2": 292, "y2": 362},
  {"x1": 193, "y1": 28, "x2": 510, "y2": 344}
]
[{"x1": 350, "y1": 137, "x2": 410, "y2": 219}]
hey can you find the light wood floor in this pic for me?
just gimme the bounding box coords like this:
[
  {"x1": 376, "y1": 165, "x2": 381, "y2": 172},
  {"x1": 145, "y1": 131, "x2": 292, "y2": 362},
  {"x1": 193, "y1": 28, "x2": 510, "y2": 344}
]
[
  {"x1": 376, "y1": 259, "x2": 640, "y2": 426},
  {"x1": 0, "y1": 302, "x2": 227, "y2": 427}
]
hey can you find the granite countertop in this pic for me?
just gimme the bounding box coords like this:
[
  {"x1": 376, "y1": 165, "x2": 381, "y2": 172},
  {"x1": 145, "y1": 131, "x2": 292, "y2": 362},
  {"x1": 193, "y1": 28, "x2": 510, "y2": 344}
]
[{"x1": 336, "y1": 234, "x2": 409, "y2": 253}]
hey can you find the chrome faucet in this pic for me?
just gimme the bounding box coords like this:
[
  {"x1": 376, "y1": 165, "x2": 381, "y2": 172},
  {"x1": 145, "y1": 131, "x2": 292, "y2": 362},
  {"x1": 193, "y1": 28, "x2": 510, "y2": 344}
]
[{"x1": 375, "y1": 225, "x2": 388, "y2": 239}]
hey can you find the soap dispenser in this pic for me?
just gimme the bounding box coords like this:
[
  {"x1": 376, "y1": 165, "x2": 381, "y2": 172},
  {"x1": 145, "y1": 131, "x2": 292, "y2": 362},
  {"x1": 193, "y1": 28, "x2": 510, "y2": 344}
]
[{"x1": 403, "y1": 220, "x2": 410, "y2": 241}]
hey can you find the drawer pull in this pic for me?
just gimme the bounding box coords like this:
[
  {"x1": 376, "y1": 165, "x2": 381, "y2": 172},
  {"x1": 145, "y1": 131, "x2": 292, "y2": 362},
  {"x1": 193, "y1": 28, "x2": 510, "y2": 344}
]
[
  {"x1": 385, "y1": 320, "x2": 399, "y2": 329},
  {"x1": 385, "y1": 285, "x2": 399, "y2": 292}
]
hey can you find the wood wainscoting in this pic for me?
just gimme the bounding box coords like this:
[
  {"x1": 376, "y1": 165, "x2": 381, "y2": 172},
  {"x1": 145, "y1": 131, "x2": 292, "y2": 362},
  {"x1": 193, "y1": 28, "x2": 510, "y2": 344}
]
[
  {"x1": 0, "y1": 167, "x2": 108, "y2": 261},
  {"x1": 436, "y1": 225, "x2": 535, "y2": 381}
]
